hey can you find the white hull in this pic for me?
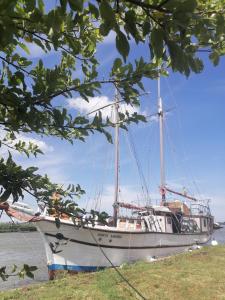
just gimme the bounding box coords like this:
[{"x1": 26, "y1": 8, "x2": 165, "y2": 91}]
[{"x1": 36, "y1": 217, "x2": 211, "y2": 272}]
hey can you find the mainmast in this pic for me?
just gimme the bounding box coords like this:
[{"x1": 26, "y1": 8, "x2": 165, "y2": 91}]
[
  {"x1": 113, "y1": 88, "x2": 119, "y2": 226},
  {"x1": 157, "y1": 75, "x2": 166, "y2": 203}
]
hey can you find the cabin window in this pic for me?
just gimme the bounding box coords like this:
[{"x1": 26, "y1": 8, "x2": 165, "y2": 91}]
[
  {"x1": 129, "y1": 220, "x2": 134, "y2": 224},
  {"x1": 203, "y1": 219, "x2": 207, "y2": 227},
  {"x1": 167, "y1": 217, "x2": 172, "y2": 224}
]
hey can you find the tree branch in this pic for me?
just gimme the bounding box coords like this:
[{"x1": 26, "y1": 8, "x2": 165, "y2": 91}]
[
  {"x1": 33, "y1": 79, "x2": 116, "y2": 104},
  {"x1": 0, "y1": 14, "x2": 36, "y2": 23},
  {"x1": 158, "y1": 0, "x2": 171, "y2": 8},
  {"x1": 16, "y1": 26, "x2": 90, "y2": 62},
  {"x1": 124, "y1": 0, "x2": 170, "y2": 13},
  {"x1": 0, "y1": 55, "x2": 32, "y2": 76}
]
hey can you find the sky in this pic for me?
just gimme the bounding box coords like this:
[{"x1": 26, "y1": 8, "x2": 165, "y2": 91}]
[{"x1": 1, "y1": 21, "x2": 225, "y2": 222}]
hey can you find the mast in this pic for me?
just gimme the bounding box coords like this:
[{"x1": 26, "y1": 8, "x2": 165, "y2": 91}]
[
  {"x1": 113, "y1": 88, "x2": 119, "y2": 226},
  {"x1": 157, "y1": 75, "x2": 166, "y2": 203}
]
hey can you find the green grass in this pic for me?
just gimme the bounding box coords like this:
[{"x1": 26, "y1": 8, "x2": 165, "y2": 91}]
[{"x1": 1, "y1": 246, "x2": 225, "y2": 300}]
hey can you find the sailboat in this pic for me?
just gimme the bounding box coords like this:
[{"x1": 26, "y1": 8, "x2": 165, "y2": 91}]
[{"x1": 1, "y1": 77, "x2": 214, "y2": 277}]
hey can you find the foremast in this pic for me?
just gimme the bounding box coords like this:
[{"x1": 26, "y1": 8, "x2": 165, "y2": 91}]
[
  {"x1": 158, "y1": 75, "x2": 166, "y2": 203},
  {"x1": 113, "y1": 88, "x2": 119, "y2": 226}
]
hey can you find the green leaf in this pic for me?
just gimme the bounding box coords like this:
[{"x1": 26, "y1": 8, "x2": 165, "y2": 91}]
[
  {"x1": 104, "y1": 131, "x2": 112, "y2": 144},
  {"x1": 38, "y1": 0, "x2": 45, "y2": 13},
  {"x1": 60, "y1": 0, "x2": 67, "y2": 9},
  {"x1": 151, "y1": 28, "x2": 164, "y2": 59},
  {"x1": 188, "y1": 57, "x2": 203, "y2": 73},
  {"x1": 99, "y1": 1, "x2": 115, "y2": 25},
  {"x1": 28, "y1": 266, "x2": 38, "y2": 272},
  {"x1": 68, "y1": 0, "x2": 83, "y2": 12},
  {"x1": 18, "y1": 42, "x2": 30, "y2": 55},
  {"x1": 113, "y1": 58, "x2": 122, "y2": 71},
  {"x1": 99, "y1": 22, "x2": 111, "y2": 37},
  {"x1": 116, "y1": 31, "x2": 130, "y2": 62},
  {"x1": 124, "y1": 10, "x2": 138, "y2": 40},
  {"x1": 143, "y1": 21, "x2": 151, "y2": 36},
  {"x1": 176, "y1": 0, "x2": 197, "y2": 12},
  {"x1": 26, "y1": 271, "x2": 34, "y2": 279},
  {"x1": 88, "y1": 3, "x2": 99, "y2": 19},
  {"x1": 209, "y1": 51, "x2": 220, "y2": 66},
  {"x1": 167, "y1": 40, "x2": 185, "y2": 73},
  {"x1": 24, "y1": 0, "x2": 36, "y2": 12}
]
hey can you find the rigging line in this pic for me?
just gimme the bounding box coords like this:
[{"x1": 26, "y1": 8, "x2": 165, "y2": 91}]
[
  {"x1": 92, "y1": 188, "x2": 99, "y2": 211},
  {"x1": 160, "y1": 87, "x2": 190, "y2": 193},
  {"x1": 84, "y1": 195, "x2": 91, "y2": 211},
  {"x1": 164, "y1": 120, "x2": 194, "y2": 197},
  {"x1": 146, "y1": 122, "x2": 157, "y2": 202},
  {"x1": 127, "y1": 129, "x2": 151, "y2": 205},
  {"x1": 87, "y1": 99, "x2": 125, "y2": 116},
  {"x1": 124, "y1": 132, "x2": 147, "y2": 205},
  {"x1": 164, "y1": 77, "x2": 202, "y2": 199},
  {"x1": 163, "y1": 119, "x2": 186, "y2": 190},
  {"x1": 87, "y1": 93, "x2": 150, "y2": 116},
  {"x1": 88, "y1": 228, "x2": 147, "y2": 300},
  {"x1": 98, "y1": 188, "x2": 103, "y2": 212},
  {"x1": 98, "y1": 129, "x2": 115, "y2": 211},
  {"x1": 94, "y1": 191, "x2": 101, "y2": 211},
  {"x1": 164, "y1": 121, "x2": 197, "y2": 200},
  {"x1": 118, "y1": 104, "x2": 150, "y2": 206}
]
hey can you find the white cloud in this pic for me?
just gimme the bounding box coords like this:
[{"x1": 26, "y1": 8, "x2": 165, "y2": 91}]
[{"x1": 68, "y1": 95, "x2": 141, "y2": 120}]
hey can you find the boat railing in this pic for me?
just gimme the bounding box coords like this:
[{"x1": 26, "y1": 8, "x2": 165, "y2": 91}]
[{"x1": 190, "y1": 202, "x2": 211, "y2": 216}]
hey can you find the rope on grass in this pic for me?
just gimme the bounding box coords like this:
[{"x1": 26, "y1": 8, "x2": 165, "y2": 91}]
[{"x1": 88, "y1": 229, "x2": 147, "y2": 300}]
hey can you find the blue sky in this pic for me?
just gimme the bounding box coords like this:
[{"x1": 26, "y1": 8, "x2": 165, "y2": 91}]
[{"x1": 1, "y1": 29, "x2": 225, "y2": 222}]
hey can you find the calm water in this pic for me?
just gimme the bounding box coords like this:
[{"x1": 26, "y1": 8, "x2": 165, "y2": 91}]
[
  {"x1": 0, "y1": 232, "x2": 48, "y2": 291},
  {"x1": 0, "y1": 227, "x2": 225, "y2": 291}
]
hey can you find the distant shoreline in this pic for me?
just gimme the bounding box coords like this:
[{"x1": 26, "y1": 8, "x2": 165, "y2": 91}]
[{"x1": 0, "y1": 222, "x2": 37, "y2": 233}]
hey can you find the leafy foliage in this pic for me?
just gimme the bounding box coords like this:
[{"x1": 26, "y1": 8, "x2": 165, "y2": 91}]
[
  {"x1": 1, "y1": 1, "x2": 223, "y2": 200},
  {"x1": 0, "y1": 264, "x2": 38, "y2": 281},
  {"x1": 0, "y1": 0, "x2": 223, "y2": 218}
]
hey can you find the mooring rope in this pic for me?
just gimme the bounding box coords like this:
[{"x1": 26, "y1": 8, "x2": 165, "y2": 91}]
[{"x1": 88, "y1": 228, "x2": 147, "y2": 300}]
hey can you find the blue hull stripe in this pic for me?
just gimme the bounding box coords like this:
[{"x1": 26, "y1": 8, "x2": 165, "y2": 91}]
[{"x1": 48, "y1": 264, "x2": 104, "y2": 271}]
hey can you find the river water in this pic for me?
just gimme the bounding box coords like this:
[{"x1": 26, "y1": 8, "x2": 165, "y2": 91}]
[
  {"x1": 0, "y1": 227, "x2": 225, "y2": 291},
  {"x1": 0, "y1": 232, "x2": 48, "y2": 291}
]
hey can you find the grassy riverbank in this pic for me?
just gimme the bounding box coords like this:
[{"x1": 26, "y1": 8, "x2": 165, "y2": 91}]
[
  {"x1": 1, "y1": 246, "x2": 225, "y2": 300},
  {"x1": 0, "y1": 222, "x2": 36, "y2": 232}
]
